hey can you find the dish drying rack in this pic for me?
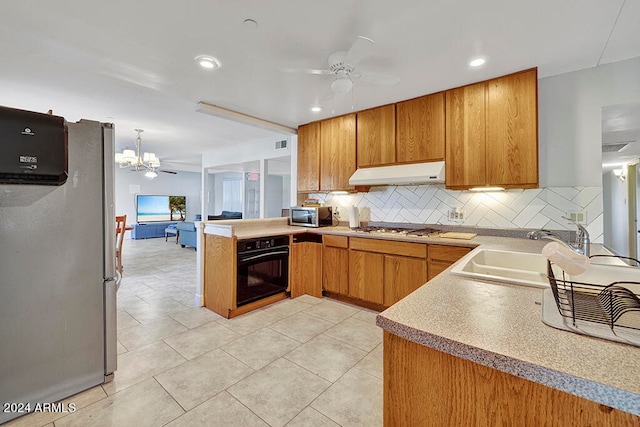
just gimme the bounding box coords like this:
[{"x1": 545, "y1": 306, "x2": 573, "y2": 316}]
[{"x1": 546, "y1": 256, "x2": 640, "y2": 334}]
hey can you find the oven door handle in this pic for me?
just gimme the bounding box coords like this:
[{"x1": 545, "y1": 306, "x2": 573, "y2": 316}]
[{"x1": 238, "y1": 250, "x2": 289, "y2": 263}]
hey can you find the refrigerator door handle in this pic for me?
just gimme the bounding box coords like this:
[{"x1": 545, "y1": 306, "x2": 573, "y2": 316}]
[
  {"x1": 102, "y1": 123, "x2": 117, "y2": 378},
  {"x1": 104, "y1": 278, "x2": 117, "y2": 376},
  {"x1": 102, "y1": 123, "x2": 116, "y2": 281}
]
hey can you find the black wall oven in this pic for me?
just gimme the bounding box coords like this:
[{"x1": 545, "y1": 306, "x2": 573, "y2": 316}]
[{"x1": 236, "y1": 235, "x2": 289, "y2": 307}]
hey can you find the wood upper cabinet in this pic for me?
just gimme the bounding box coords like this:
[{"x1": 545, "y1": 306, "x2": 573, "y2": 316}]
[
  {"x1": 297, "y1": 122, "x2": 321, "y2": 192},
  {"x1": 320, "y1": 113, "x2": 356, "y2": 192},
  {"x1": 357, "y1": 105, "x2": 396, "y2": 167},
  {"x1": 396, "y1": 92, "x2": 445, "y2": 163},
  {"x1": 445, "y1": 68, "x2": 538, "y2": 190},
  {"x1": 486, "y1": 69, "x2": 538, "y2": 187},
  {"x1": 445, "y1": 84, "x2": 487, "y2": 188}
]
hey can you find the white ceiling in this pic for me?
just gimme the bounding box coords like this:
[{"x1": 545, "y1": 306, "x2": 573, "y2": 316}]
[
  {"x1": 1, "y1": 0, "x2": 639, "y2": 172},
  {"x1": 602, "y1": 102, "x2": 640, "y2": 171}
]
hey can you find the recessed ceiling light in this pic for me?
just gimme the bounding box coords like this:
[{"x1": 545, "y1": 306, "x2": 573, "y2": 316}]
[
  {"x1": 243, "y1": 19, "x2": 258, "y2": 29},
  {"x1": 469, "y1": 58, "x2": 486, "y2": 67},
  {"x1": 195, "y1": 55, "x2": 221, "y2": 70},
  {"x1": 311, "y1": 106, "x2": 322, "y2": 113}
]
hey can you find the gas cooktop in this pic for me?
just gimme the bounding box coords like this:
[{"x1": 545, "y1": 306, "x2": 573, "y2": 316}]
[{"x1": 351, "y1": 226, "x2": 441, "y2": 237}]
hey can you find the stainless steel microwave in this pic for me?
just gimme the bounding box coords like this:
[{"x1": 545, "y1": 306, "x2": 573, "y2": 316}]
[{"x1": 290, "y1": 206, "x2": 333, "y2": 227}]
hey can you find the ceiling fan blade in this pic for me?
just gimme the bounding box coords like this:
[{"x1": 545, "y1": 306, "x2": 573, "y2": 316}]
[
  {"x1": 354, "y1": 70, "x2": 400, "y2": 86},
  {"x1": 343, "y1": 36, "x2": 374, "y2": 67},
  {"x1": 159, "y1": 170, "x2": 177, "y2": 174},
  {"x1": 278, "y1": 67, "x2": 333, "y2": 75},
  {"x1": 321, "y1": 84, "x2": 334, "y2": 101}
]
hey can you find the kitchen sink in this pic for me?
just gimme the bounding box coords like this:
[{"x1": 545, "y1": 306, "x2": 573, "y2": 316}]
[
  {"x1": 450, "y1": 248, "x2": 550, "y2": 288},
  {"x1": 451, "y1": 247, "x2": 637, "y2": 289}
]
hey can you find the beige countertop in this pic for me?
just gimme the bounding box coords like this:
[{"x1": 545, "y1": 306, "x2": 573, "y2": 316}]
[
  {"x1": 201, "y1": 217, "x2": 640, "y2": 415},
  {"x1": 376, "y1": 241, "x2": 640, "y2": 416},
  {"x1": 203, "y1": 217, "x2": 507, "y2": 248}
]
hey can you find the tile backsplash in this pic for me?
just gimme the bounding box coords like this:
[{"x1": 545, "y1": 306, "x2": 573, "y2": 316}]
[{"x1": 309, "y1": 185, "x2": 603, "y2": 243}]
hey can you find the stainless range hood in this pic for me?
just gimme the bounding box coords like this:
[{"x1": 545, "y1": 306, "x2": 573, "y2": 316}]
[{"x1": 348, "y1": 161, "x2": 445, "y2": 186}]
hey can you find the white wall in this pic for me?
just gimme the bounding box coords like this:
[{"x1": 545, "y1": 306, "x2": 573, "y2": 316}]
[
  {"x1": 202, "y1": 137, "x2": 295, "y2": 218},
  {"x1": 114, "y1": 167, "x2": 202, "y2": 235},
  {"x1": 202, "y1": 137, "x2": 291, "y2": 168},
  {"x1": 266, "y1": 175, "x2": 283, "y2": 218},
  {"x1": 206, "y1": 172, "x2": 215, "y2": 215},
  {"x1": 282, "y1": 176, "x2": 291, "y2": 211},
  {"x1": 539, "y1": 57, "x2": 640, "y2": 187},
  {"x1": 603, "y1": 170, "x2": 629, "y2": 256},
  {"x1": 211, "y1": 172, "x2": 242, "y2": 215}
]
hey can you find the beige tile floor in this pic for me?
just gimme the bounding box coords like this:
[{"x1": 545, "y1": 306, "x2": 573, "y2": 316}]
[{"x1": 6, "y1": 237, "x2": 383, "y2": 427}]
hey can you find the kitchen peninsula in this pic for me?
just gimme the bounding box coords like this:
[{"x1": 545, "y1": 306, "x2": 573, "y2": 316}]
[{"x1": 200, "y1": 218, "x2": 640, "y2": 424}]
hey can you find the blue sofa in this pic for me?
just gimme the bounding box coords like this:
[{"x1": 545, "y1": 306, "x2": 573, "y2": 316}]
[
  {"x1": 176, "y1": 222, "x2": 197, "y2": 249},
  {"x1": 177, "y1": 211, "x2": 242, "y2": 249}
]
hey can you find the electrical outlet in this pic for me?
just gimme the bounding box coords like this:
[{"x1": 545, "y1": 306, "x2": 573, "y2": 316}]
[
  {"x1": 449, "y1": 208, "x2": 465, "y2": 221},
  {"x1": 565, "y1": 211, "x2": 587, "y2": 224}
]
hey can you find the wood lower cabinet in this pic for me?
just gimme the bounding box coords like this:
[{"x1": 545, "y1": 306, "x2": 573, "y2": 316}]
[
  {"x1": 322, "y1": 236, "x2": 472, "y2": 307},
  {"x1": 290, "y1": 240, "x2": 323, "y2": 298},
  {"x1": 349, "y1": 249, "x2": 385, "y2": 304},
  {"x1": 320, "y1": 114, "x2": 356, "y2": 192},
  {"x1": 204, "y1": 234, "x2": 290, "y2": 318},
  {"x1": 204, "y1": 234, "x2": 237, "y2": 318},
  {"x1": 384, "y1": 331, "x2": 639, "y2": 426},
  {"x1": 297, "y1": 122, "x2": 321, "y2": 192},
  {"x1": 396, "y1": 92, "x2": 445, "y2": 163},
  {"x1": 427, "y1": 244, "x2": 471, "y2": 280},
  {"x1": 357, "y1": 104, "x2": 396, "y2": 167},
  {"x1": 350, "y1": 237, "x2": 427, "y2": 258},
  {"x1": 445, "y1": 68, "x2": 538, "y2": 190},
  {"x1": 349, "y1": 237, "x2": 428, "y2": 306},
  {"x1": 322, "y1": 235, "x2": 349, "y2": 295},
  {"x1": 383, "y1": 255, "x2": 427, "y2": 306}
]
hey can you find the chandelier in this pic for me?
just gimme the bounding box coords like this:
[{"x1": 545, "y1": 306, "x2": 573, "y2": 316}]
[{"x1": 114, "y1": 129, "x2": 160, "y2": 178}]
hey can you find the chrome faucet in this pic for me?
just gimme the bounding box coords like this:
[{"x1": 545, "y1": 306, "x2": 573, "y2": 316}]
[{"x1": 527, "y1": 217, "x2": 590, "y2": 257}]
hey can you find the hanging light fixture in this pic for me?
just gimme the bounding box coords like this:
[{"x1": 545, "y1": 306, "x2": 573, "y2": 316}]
[
  {"x1": 115, "y1": 129, "x2": 161, "y2": 178},
  {"x1": 331, "y1": 70, "x2": 353, "y2": 95}
]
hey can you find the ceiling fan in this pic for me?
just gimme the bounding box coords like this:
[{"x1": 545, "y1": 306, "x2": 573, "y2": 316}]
[{"x1": 280, "y1": 36, "x2": 400, "y2": 97}]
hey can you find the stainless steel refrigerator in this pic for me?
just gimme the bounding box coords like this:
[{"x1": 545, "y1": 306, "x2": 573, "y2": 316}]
[{"x1": 0, "y1": 114, "x2": 117, "y2": 424}]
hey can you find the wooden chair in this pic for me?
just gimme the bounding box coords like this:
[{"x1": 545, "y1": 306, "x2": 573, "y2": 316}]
[{"x1": 115, "y1": 215, "x2": 126, "y2": 277}]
